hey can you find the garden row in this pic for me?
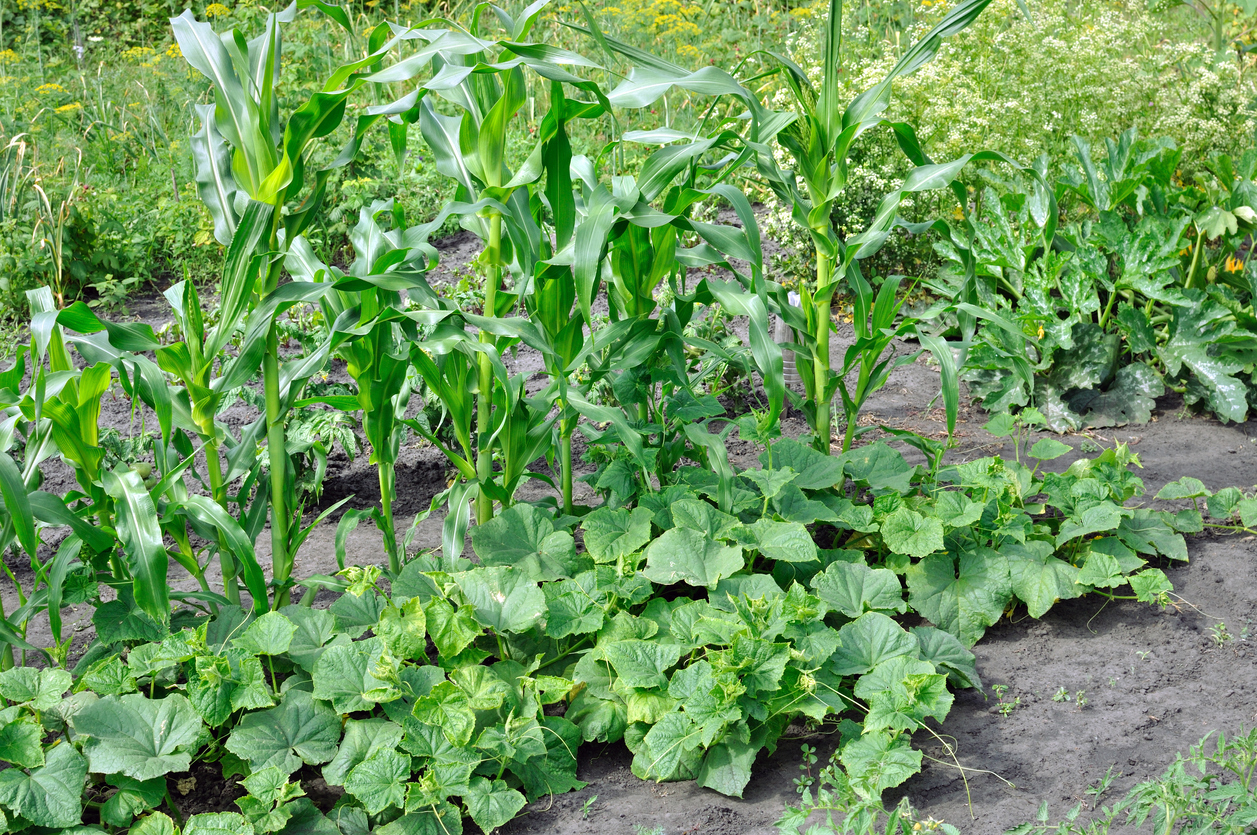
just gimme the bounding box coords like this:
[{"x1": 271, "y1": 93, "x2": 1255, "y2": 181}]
[{"x1": 0, "y1": 0, "x2": 1255, "y2": 833}]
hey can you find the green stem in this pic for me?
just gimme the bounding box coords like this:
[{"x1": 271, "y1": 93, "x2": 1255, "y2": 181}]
[
  {"x1": 206, "y1": 442, "x2": 239, "y2": 606},
  {"x1": 475, "y1": 212, "x2": 503, "y2": 525},
  {"x1": 264, "y1": 328, "x2": 291, "y2": 609},
  {"x1": 1184, "y1": 230, "x2": 1206, "y2": 290},
  {"x1": 1098, "y1": 285, "x2": 1121, "y2": 330},
  {"x1": 814, "y1": 252, "x2": 833, "y2": 455},
  {"x1": 380, "y1": 461, "x2": 399, "y2": 573},
  {"x1": 0, "y1": 591, "x2": 11, "y2": 671},
  {"x1": 560, "y1": 415, "x2": 574, "y2": 516}
]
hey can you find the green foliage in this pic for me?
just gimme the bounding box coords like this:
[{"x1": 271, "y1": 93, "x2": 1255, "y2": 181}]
[
  {"x1": 1007, "y1": 727, "x2": 1257, "y2": 835},
  {"x1": 943, "y1": 133, "x2": 1257, "y2": 429}
]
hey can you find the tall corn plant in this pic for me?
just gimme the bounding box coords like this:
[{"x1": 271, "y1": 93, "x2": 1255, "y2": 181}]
[
  {"x1": 287, "y1": 200, "x2": 454, "y2": 572},
  {"x1": 375, "y1": 2, "x2": 610, "y2": 524},
  {"x1": 748, "y1": 0, "x2": 996, "y2": 453},
  {"x1": 172, "y1": 4, "x2": 394, "y2": 604}
]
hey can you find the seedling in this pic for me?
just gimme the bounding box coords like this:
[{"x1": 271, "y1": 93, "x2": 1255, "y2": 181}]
[
  {"x1": 992, "y1": 684, "x2": 1022, "y2": 716},
  {"x1": 1074, "y1": 690, "x2": 1088, "y2": 709},
  {"x1": 794, "y1": 743, "x2": 819, "y2": 793},
  {"x1": 1211, "y1": 622, "x2": 1233, "y2": 647},
  {"x1": 1052, "y1": 687, "x2": 1070, "y2": 703},
  {"x1": 582, "y1": 795, "x2": 598, "y2": 819}
]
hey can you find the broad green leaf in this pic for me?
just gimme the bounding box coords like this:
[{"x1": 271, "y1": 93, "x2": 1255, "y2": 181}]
[
  {"x1": 453, "y1": 566, "x2": 546, "y2": 633},
  {"x1": 0, "y1": 718, "x2": 44, "y2": 768},
  {"x1": 642, "y1": 527, "x2": 744, "y2": 589},
  {"x1": 81, "y1": 655, "x2": 138, "y2": 696},
  {"x1": 377, "y1": 598, "x2": 427, "y2": 660},
  {"x1": 855, "y1": 656, "x2": 953, "y2": 733},
  {"x1": 235, "y1": 612, "x2": 296, "y2": 656},
  {"x1": 471, "y1": 504, "x2": 583, "y2": 581},
  {"x1": 747, "y1": 519, "x2": 818, "y2": 563},
  {"x1": 830, "y1": 612, "x2": 919, "y2": 676},
  {"x1": 838, "y1": 442, "x2": 916, "y2": 494},
  {"x1": 0, "y1": 667, "x2": 72, "y2": 710},
  {"x1": 330, "y1": 590, "x2": 385, "y2": 639},
  {"x1": 668, "y1": 499, "x2": 744, "y2": 542},
  {"x1": 772, "y1": 484, "x2": 842, "y2": 525},
  {"x1": 225, "y1": 690, "x2": 342, "y2": 775},
  {"x1": 345, "y1": 749, "x2": 409, "y2": 815},
  {"x1": 1056, "y1": 502, "x2": 1128, "y2": 545},
  {"x1": 602, "y1": 640, "x2": 684, "y2": 690},
  {"x1": 1028, "y1": 438, "x2": 1071, "y2": 460},
  {"x1": 760, "y1": 438, "x2": 843, "y2": 490},
  {"x1": 464, "y1": 778, "x2": 526, "y2": 833},
  {"x1": 667, "y1": 661, "x2": 740, "y2": 747},
  {"x1": 581, "y1": 506, "x2": 654, "y2": 563},
  {"x1": 1076, "y1": 550, "x2": 1125, "y2": 588},
  {"x1": 739, "y1": 467, "x2": 798, "y2": 500},
  {"x1": 543, "y1": 572, "x2": 605, "y2": 639},
  {"x1": 451, "y1": 666, "x2": 513, "y2": 711},
  {"x1": 0, "y1": 742, "x2": 88, "y2": 828},
  {"x1": 811, "y1": 562, "x2": 905, "y2": 618},
  {"x1": 1157, "y1": 477, "x2": 1210, "y2": 501},
  {"x1": 101, "y1": 776, "x2": 165, "y2": 828},
  {"x1": 423, "y1": 597, "x2": 482, "y2": 659},
  {"x1": 1206, "y1": 487, "x2": 1242, "y2": 520},
  {"x1": 412, "y1": 681, "x2": 475, "y2": 747},
  {"x1": 184, "y1": 812, "x2": 255, "y2": 835},
  {"x1": 322, "y1": 719, "x2": 405, "y2": 787},
  {"x1": 129, "y1": 811, "x2": 178, "y2": 835},
  {"x1": 630, "y1": 711, "x2": 703, "y2": 781},
  {"x1": 510, "y1": 716, "x2": 588, "y2": 802},
  {"x1": 1129, "y1": 568, "x2": 1172, "y2": 604},
  {"x1": 1117, "y1": 510, "x2": 1188, "y2": 561},
  {"x1": 906, "y1": 548, "x2": 1012, "y2": 647},
  {"x1": 695, "y1": 735, "x2": 759, "y2": 798},
  {"x1": 929, "y1": 491, "x2": 986, "y2": 530},
  {"x1": 72, "y1": 694, "x2": 202, "y2": 781},
  {"x1": 840, "y1": 731, "x2": 922, "y2": 801},
  {"x1": 311, "y1": 636, "x2": 400, "y2": 712},
  {"x1": 282, "y1": 606, "x2": 339, "y2": 672},
  {"x1": 880, "y1": 508, "x2": 944, "y2": 558},
  {"x1": 373, "y1": 803, "x2": 463, "y2": 835},
  {"x1": 725, "y1": 636, "x2": 790, "y2": 695},
  {"x1": 1004, "y1": 540, "x2": 1082, "y2": 618},
  {"x1": 911, "y1": 626, "x2": 980, "y2": 690}
]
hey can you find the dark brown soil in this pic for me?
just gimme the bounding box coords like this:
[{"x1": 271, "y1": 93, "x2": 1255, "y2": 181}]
[{"x1": 7, "y1": 227, "x2": 1257, "y2": 834}]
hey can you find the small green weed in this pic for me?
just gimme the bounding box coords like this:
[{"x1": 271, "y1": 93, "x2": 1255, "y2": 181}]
[{"x1": 1007, "y1": 728, "x2": 1257, "y2": 834}]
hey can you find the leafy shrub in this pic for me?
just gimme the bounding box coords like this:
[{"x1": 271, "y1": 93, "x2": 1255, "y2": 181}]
[{"x1": 945, "y1": 131, "x2": 1257, "y2": 429}]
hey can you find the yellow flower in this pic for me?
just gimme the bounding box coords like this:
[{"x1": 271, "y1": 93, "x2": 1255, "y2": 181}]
[
  {"x1": 35, "y1": 82, "x2": 66, "y2": 95},
  {"x1": 166, "y1": 42, "x2": 183, "y2": 59},
  {"x1": 1225, "y1": 255, "x2": 1244, "y2": 273},
  {"x1": 205, "y1": 2, "x2": 231, "y2": 17},
  {"x1": 1036, "y1": 325, "x2": 1045, "y2": 340},
  {"x1": 54, "y1": 101, "x2": 81, "y2": 113},
  {"x1": 122, "y1": 46, "x2": 155, "y2": 62},
  {"x1": 0, "y1": 49, "x2": 18, "y2": 64}
]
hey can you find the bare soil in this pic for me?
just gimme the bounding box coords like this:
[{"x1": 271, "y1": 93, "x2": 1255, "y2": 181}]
[{"x1": 6, "y1": 227, "x2": 1257, "y2": 834}]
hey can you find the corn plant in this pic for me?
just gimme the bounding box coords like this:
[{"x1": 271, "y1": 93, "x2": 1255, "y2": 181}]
[
  {"x1": 743, "y1": 0, "x2": 998, "y2": 453},
  {"x1": 172, "y1": 4, "x2": 395, "y2": 604},
  {"x1": 288, "y1": 199, "x2": 455, "y2": 572},
  {"x1": 381, "y1": 4, "x2": 611, "y2": 524}
]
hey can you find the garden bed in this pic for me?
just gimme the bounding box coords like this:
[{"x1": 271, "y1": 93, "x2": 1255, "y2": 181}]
[{"x1": 8, "y1": 255, "x2": 1256, "y2": 832}]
